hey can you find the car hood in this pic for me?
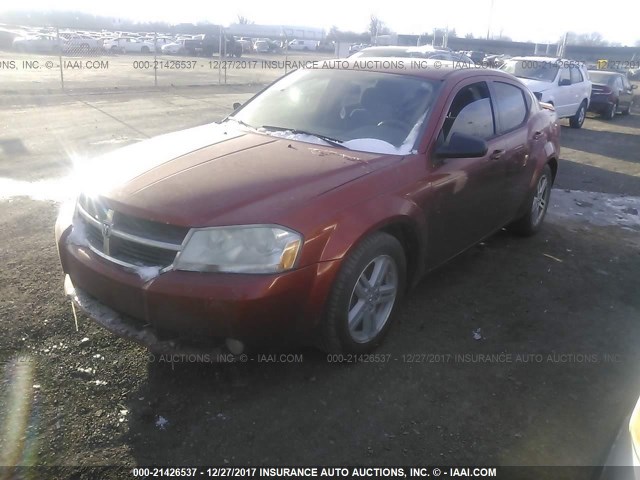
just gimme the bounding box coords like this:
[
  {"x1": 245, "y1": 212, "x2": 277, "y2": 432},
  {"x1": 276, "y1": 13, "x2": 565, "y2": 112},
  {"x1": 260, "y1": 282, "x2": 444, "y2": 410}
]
[
  {"x1": 518, "y1": 78, "x2": 555, "y2": 93},
  {"x1": 81, "y1": 123, "x2": 400, "y2": 226}
]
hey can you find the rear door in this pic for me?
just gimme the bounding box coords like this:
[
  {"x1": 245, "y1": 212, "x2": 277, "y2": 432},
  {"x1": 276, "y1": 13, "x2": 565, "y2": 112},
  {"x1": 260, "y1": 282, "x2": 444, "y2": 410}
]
[
  {"x1": 489, "y1": 80, "x2": 538, "y2": 218},
  {"x1": 555, "y1": 67, "x2": 574, "y2": 117},
  {"x1": 619, "y1": 75, "x2": 634, "y2": 109},
  {"x1": 569, "y1": 66, "x2": 588, "y2": 111},
  {"x1": 424, "y1": 80, "x2": 507, "y2": 267}
]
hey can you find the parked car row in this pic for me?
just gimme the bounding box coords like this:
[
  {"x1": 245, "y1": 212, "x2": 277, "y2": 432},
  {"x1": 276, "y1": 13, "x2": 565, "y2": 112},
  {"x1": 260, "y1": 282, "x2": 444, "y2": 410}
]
[{"x1": 10, "y1": 28, "x2": 321, "y2": 57}]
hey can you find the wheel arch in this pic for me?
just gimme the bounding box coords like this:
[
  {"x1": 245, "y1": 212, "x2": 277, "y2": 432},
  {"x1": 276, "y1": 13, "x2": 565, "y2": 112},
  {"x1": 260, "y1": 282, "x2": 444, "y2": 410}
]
[
  {"x1": 546, "y1": 156, "x2": 558, "y2": 183},
  {"x1": 315, "y1": 199, "x2": 428, "y2": 292}
]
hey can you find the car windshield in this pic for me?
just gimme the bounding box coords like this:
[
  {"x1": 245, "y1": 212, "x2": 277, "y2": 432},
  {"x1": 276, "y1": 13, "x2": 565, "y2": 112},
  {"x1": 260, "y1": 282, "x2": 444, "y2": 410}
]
[
  {"x1": 588, "y1": 72, "x2": 615, "y2": 85},
  {"x1": 230, "y1": 69, "x2": 439, "y2": 155},
  {"x1": 501, "y1": 60, "x2": 559, "y2": 82}
]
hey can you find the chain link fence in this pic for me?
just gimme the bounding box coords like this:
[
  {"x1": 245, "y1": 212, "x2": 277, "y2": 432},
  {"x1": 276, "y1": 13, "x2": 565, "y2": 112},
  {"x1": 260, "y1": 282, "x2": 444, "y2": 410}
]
[{"x1": 0, "y1": 24, "x2": 337, "y2": 92}]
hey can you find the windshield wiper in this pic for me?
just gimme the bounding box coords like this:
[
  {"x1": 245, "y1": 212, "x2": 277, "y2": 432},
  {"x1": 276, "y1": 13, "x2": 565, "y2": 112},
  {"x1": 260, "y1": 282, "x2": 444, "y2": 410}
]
[{"x1": 260, "y1": 125, "x2": 347, "y2": 149}]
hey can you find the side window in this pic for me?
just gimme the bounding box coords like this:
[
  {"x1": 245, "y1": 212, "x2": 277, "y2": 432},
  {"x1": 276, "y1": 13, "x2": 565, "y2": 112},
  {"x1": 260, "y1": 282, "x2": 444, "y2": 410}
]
[
  {"x1": 492, "y1": 82, "x2": 528, "y2": 133},
  {"x1": 559, "y1": 67, "x2": 571, "y2": 84},
  {"x1": 442, "y1": 82, "x2": 494, "y2": 142},
  {"x1": 570, "y1": 66, "x2": 583, "y2": 84}
]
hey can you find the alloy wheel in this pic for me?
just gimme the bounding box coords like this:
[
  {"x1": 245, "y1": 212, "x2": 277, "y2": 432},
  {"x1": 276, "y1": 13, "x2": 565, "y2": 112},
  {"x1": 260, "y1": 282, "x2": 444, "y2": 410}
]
[{"x1": 347, "y1": 255, "x2": 398, "y2": 343}]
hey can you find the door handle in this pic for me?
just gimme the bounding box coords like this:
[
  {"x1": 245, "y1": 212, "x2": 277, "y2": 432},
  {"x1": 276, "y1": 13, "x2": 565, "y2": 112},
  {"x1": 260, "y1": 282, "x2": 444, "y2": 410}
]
[
  {"x1": 490, "y1": 149, "x2": 505, "y2": 160},
  {"x1": 533, "y1": 131, "x2": 544, "y2": 140}
]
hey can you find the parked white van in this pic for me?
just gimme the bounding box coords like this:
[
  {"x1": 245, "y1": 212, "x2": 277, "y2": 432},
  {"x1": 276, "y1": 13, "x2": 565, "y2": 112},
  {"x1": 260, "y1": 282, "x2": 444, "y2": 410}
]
[{"x1": 287, "y1": 39, "x2": 318, "y2": 51}]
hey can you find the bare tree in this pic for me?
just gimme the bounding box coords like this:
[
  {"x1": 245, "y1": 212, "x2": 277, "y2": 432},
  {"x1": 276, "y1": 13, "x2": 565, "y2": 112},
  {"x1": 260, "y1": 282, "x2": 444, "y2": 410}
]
[
  {"x1": 565, "y1": 31, "x2": 609, "y2": 46},
  {"x1": 465, "y1": 33, "x2": 475, "y2": 39},
  {"x1": 237, "y1": 15, "x2": 252, "y2": 25},
  {"x1": 369, "y1": 15, "x2": 382, "y2": 40}
]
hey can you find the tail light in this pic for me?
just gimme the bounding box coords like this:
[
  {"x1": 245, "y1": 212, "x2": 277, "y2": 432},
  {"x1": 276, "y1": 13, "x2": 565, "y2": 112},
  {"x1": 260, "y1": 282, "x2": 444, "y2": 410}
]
[{"x1": 593, "y1": 85, "x2": 612, "y2": 94}]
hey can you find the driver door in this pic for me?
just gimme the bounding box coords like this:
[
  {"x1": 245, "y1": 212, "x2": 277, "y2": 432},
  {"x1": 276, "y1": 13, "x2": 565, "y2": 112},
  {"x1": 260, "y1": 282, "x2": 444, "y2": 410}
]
[{"x1": 423, "y1": 81, "x2": 507, "y2": 268}]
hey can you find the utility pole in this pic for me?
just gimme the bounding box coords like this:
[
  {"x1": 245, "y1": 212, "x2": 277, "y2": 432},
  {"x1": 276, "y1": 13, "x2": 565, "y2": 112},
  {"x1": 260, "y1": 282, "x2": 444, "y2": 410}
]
[{"x1": 486, "y1": 0, "x2": 494, "y2": 40}]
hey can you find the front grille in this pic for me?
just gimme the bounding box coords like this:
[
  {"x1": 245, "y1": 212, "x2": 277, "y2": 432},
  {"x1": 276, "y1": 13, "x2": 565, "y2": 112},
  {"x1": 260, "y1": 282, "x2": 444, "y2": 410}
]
[{"x1": 77, "y1": 194, "x2": 189, "y2": 269}]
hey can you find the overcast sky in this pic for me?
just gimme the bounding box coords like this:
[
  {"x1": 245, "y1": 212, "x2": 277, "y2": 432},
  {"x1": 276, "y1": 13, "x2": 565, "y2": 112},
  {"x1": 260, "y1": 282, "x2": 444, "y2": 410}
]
[{"x1": 4, "y1": 0, "x2": 640, "y2": 46}]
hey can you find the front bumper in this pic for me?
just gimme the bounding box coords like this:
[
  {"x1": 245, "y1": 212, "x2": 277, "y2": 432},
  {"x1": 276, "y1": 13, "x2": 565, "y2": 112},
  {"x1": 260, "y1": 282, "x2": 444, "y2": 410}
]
[{"x1": 58, "y1": 227, "x2": 340, "y2": 347}]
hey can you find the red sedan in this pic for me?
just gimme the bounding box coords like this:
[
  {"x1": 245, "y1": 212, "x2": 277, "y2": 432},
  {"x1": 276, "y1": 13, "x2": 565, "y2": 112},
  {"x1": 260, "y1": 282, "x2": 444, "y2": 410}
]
[{"x1": 55, "y1": 60, "x2": 560, "y2": 354}]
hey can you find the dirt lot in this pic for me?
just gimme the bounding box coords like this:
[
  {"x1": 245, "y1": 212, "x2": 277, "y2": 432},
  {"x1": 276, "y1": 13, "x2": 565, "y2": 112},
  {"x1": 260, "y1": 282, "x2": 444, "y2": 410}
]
[{"x1": 1, "y1": 85, "x2": 640, "y2": 479}]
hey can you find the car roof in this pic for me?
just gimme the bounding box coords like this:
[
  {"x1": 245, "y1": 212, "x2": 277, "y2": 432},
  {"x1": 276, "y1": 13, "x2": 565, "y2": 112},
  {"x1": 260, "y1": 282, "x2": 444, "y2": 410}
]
[
  {"x1": 332, "y1": 57, "x2": 514, "y2": 81},
  {"x1": 510, "y1": 56, "x2": 586, "y2": 66},
  {"x1": 587, "y1": 70, "x2": 621, "y2": 76}
]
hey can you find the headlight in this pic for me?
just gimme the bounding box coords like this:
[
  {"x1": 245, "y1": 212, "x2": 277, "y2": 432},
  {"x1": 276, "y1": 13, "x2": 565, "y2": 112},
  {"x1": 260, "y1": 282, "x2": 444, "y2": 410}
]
[{"x1": 174, "y1": 225, "x2": 302, "y2": 274}]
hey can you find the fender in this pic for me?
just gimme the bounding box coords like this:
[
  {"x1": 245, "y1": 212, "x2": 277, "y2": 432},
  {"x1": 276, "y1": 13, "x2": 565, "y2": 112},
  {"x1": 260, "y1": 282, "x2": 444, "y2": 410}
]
[{"x1": 318, "y1": 192, "x2": 428, "y2": 287}]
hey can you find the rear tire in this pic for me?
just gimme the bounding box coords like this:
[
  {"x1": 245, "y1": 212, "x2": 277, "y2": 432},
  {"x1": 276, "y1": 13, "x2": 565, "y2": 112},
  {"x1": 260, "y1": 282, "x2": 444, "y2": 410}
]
[
  {"x1": 604, "y1": 102, "x2": 617, "y2": 120},
  {"x1": 320, "y1": 232, "x2": 406, "y2": 353},
  {"x1": 509, "y1": 164, "x2": 553, "y2": 237},
  {"x1": 569, "y1": 101, "x2": 587, "y2": 128}
]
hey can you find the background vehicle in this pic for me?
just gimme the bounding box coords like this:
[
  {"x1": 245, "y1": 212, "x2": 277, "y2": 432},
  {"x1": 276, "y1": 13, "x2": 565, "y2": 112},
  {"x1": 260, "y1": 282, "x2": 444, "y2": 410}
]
[
  {"x1": 288, "y1": 39, "x2": 318, "y2": 51},
  {"x1": 56, "y1": 62, "x2": 560, "y2": 355},
  {"x1": 254, "y1": 40, "x2": 269, "y2": 53},
  {"x1": 59, "y1": 33, "x2": 103, "y2": 54},
  {"x1": 348, "y1": 43, "x2": 369, "y2": 55},
  {"x1": 161, "y1": 40, "x2": 186, "y2": 55},
  {"x1": 463, "y1": 50, "x2": 486, "y2": 63},
  {"x1": 103, "y1": 37, "x2": 156, "y2": 54},
  {"x1": 587, "y1": 70, "x2": 636, "y2": 119},
  {"x1": 351, "y1": 46, "x2": 474, "y2": 65},
  {"x1": 501, "y1": 56, "x2": 592, "y2": 128},
  {"x1": 236, "y1": 37, "x2": 253, "y2": 53},
  {"x1": 183, "y1": 34, "x2": 242, "y2": 57},
  {"x1": 12, "y1": 34, "x2": 60, "y2": 53}
]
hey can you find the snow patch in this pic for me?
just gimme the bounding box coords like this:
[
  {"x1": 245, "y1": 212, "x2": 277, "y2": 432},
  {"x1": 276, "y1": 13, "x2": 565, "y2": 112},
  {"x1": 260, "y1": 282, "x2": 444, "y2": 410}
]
[
  {"x1": 547, "y1": 190, "x2": 640, "y2": 230},
  {"x1": 342, "y1": 138, "x2": 404, "y2": 155},
  {"x1": 155, "y1": 416, "x2": 169, "y2": 429},
  {"x1": 134, "y1": 266, "x2": 162, "y2": 282},
  {"x1": 66, "y1": 220, "x2": 90, "y2": 248},
  {"x1": 0, "y1": 176, "x2": 77, "y2": 203}
]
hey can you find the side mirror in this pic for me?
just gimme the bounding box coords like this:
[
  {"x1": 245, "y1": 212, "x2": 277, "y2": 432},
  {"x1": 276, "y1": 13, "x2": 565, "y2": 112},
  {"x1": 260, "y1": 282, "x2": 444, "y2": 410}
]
[
  {"x1": 434, "y1": 133, "x2": 488, "y2": 159},
  {"x1": 232, "y1": 102, "x2": 241, "y2": 110},
  {"x1": 559, "y1": 78, "x2": 571, "y2": 86}
]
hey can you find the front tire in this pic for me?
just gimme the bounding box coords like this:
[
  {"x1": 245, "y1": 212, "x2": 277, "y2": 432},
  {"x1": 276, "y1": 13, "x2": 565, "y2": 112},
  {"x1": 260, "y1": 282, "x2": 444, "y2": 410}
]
[
  {"x1": 320, "y1": 232, "x2": 406, "y2": 353},
  {"x1": 621, "y1": 102, "x2": 631, "y2": 115},
  {"x1": 509, "y1": 164, "x2": 553, "y2": 236},
  {"x1": 569, "y1": 101, "x2": 587, "y2": 128}
]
